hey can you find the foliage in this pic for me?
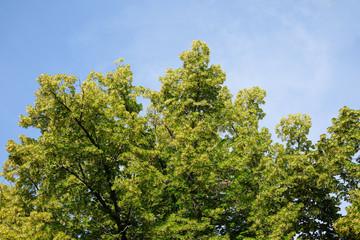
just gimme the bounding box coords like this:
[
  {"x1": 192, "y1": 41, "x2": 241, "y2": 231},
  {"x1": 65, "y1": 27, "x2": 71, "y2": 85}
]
[{"x1": 1, "y1": 41, "x2": 360, "y2": 239}]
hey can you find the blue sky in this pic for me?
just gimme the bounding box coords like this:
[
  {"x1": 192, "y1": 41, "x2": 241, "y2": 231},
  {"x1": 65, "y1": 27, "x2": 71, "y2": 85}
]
[{"x1": 1, "y1": 0, "x2": 360, "y2": 186}]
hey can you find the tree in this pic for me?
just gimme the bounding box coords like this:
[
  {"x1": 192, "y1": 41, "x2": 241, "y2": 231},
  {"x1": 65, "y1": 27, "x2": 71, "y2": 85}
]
[
  {"x1": 2, "y1": 61, "x2": 158, "y2": 239},
  {"x1": 1, "y1": 40, "x2": 360, "y2": 239}
]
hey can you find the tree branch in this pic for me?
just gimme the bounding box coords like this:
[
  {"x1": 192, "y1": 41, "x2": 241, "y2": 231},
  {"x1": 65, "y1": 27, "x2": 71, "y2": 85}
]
[
  {"x1": 26, "y1": 175, "x2": 40, "y2": 192},
  {"x1": 50, "y1": 90, "x2": 100, "y2": 149},
  {"x1": 57, "y1": 164, "x2": 115, "y2": 221},
  {"x1": 92, "y1": 218, "x2": 120, "y2": 240},
  {"x1": 101, "y1": 159, "x2": 122, "y2": 224},
  {"x1": 164, "y1": 124, "x2": 175, "y2": 139}
]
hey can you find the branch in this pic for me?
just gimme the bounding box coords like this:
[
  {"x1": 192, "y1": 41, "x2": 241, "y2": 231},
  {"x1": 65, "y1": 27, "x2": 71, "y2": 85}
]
[
  {"x1": 77, "y1": 158, "x2": 88, "y2": 183},
  {"x1": 231, "y1": 125, "x2": 237, "y2": 135},
  {"x1": 92, "y1": 218, "x2": 120, "y2": 240},
  {"x1": 164, "y1": 124, "x2": 175, "y2": 139},
  {"x1": 101, "y1": 159, "x2": 122, "y2": 221},
  {"x1": 58, "y1": 164, "x2": 115, "y2": 220},
  {"x1": 26, "y1": 175, "x2": 40, "y2": 192},
  {"x1": 50, "y1": 90, "x2": 100, "y2": 149}
]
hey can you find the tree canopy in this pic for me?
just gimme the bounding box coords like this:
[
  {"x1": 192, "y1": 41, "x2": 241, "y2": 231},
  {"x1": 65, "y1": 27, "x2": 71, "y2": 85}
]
[{"x1": 1, "y1": 41, "x2": 360, "y2": 239}]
